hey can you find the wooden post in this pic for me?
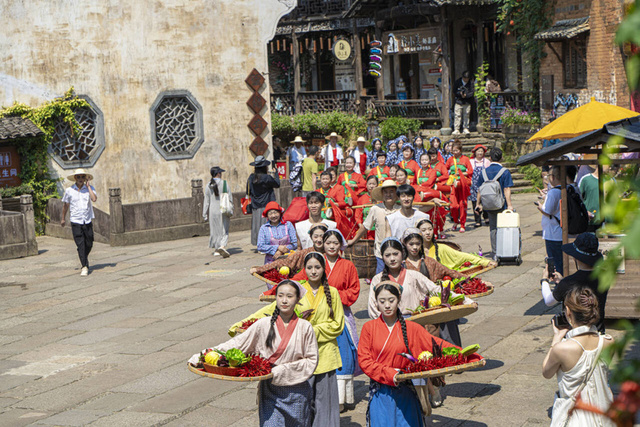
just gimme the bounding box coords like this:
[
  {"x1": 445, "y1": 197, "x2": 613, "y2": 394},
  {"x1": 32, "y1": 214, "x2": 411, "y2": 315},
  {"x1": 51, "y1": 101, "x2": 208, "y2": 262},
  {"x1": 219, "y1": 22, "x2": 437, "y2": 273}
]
[
  {"x1": 477, "y1": 22, "x2": 484, "y2": 70},
  {"x1": 560, "y1": 166, "x2": 569, "y2": 276},
  {"x1": 375, "y1": 25, "x2": 385, "y2": 101},
  {"x1": 597, "y1": 162, "x2": 604, "y2": 223},
  {"x1": 292, "y1": 30, "x2": 301, "y2": 114},
  {"x1": 192, "y1": 179, "x2": 205, "y2": 224},
  {"x1": 440, "y1": 9, "x2": 452, "y2": 133},
  {"x1": 352, "y1": 20, "x2": 364, "y2": 115}
]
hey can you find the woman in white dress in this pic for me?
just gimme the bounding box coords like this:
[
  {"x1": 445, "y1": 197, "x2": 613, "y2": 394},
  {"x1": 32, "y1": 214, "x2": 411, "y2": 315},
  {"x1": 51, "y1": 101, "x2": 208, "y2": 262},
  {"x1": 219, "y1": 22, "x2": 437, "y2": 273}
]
[
  {"x1": 203, "y1": 166, "x2": 230, "y2": 258},
  {"x1": 542, "y1": 286, "x2": 615, "y2": 427}
]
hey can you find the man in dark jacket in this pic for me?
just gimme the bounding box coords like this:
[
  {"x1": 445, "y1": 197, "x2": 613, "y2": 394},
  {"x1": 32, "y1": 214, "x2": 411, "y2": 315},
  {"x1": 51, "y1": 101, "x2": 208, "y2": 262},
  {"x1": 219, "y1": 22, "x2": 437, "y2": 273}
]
[{"x1": 452, "y1": 71, "x2": 474, "y2": 135}]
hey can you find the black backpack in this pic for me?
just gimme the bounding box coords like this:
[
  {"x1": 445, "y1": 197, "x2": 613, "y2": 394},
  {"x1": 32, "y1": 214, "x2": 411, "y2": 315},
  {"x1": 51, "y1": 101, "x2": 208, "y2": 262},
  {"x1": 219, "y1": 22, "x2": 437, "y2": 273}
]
[{"x1": 554, "y1": 185, "x2": 589, "y2": 234}]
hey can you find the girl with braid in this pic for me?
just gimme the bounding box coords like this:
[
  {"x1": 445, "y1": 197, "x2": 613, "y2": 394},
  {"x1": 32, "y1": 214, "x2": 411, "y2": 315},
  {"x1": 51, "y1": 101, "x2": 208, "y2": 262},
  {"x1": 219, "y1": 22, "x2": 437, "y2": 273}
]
[
  {"x1": 417, "y1": 218, "x2": 495, "y2": 270},
  {"x1": 230, "y1": 253, "x2": 345, "y2": 427},
  {"x1": 292, "y1": 229, "x2": 361, "y2": 412},
  {"x1": 193, "y1": 280, "x2": 317, "y2": 426},
  {"x1": 358, "y1": 281, "x2": 461, "y2": 426},
  {"x1": 368, "y1": 238, "x2": 473, "y2": 319}
]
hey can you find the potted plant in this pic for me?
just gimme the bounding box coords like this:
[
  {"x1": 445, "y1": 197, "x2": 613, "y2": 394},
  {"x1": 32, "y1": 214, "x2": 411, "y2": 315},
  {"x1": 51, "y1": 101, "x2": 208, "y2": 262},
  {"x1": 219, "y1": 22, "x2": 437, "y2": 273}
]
[{"x1": 500, "y1": 107, "x2": 540, "y2": 134}]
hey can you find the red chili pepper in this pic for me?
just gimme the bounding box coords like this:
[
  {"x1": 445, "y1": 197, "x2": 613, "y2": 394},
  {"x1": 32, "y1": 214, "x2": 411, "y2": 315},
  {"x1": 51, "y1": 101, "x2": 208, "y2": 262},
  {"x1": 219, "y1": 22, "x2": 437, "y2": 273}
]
[
  {"x1": 443, "y1": 276, "x2": 452, "y2": 281},
  {"x1": 238, "y1": 354, "x2": 273, "y2": 377},
  {"x1": 260, "y1": 269, "x2": 293, "y2": 284},
  {"x1": 240, "y1": 319, "x2": 258, "y2": 329},
  {"x1": 401, "y1": 355, "x2": 469, "y2": 374}
]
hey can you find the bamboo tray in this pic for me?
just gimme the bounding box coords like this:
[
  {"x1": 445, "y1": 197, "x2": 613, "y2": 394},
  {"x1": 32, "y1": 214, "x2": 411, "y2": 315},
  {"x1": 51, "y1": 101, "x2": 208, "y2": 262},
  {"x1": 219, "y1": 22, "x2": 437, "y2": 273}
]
[
  {"x1": 396, "y1": 357, "x2": 486, "y2": 380},
  {"x1": 463, "y1": 284, "x2": 494, "y2": 299},
  {"x1": 408, "y1": 303, "x2": 478, "y2": 325},
  {"x1": 188, "y1": 363, "x2": 272, "y2": 382},
  {"x1": 252, "y1": 272, "x2": 278, "y2": 288},
  {"x1": 259, "y1": 294, "x2": 276, "y2": 303},
  {"x1": 459, "y1": 264, "x2": 496, "y2": 276}
]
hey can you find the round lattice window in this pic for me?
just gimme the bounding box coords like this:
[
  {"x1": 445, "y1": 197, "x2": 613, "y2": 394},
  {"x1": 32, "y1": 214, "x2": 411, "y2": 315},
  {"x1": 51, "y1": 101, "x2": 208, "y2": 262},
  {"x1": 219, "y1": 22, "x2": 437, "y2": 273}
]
[
  {"x1": 50, "y1": 96, "x2": 105, "y2": 169},
  {"x1": 150, "y1": 90, "x2": 204, "y2": 160}
]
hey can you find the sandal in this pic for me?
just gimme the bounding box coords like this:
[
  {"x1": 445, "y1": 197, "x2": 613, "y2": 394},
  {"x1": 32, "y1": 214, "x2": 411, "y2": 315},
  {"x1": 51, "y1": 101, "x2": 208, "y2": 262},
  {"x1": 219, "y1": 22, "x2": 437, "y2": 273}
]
[{"x1": 459, "y1": 227, "x2": 465, "y2": 233}]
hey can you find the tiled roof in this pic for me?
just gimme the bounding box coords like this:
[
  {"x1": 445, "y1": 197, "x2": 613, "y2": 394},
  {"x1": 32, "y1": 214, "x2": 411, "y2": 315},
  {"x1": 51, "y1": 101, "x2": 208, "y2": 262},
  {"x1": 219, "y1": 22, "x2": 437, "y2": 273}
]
[
  {"x1": 534, "y1": 17, "x2": 589, "y2": 41},
  {"x1": 346, "y1": 0, "x2": 496, "y2": 17},
  {"x1": 0, "y1": 116, "x2": 44, "y2": 141}
]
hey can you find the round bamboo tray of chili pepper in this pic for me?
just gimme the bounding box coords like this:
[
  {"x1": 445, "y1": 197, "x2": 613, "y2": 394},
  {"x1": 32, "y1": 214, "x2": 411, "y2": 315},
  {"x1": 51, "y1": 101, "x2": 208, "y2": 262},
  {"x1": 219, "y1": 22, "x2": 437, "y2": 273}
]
[
  {"x1": 396, "y1": 356, "x2": 485, "y2": 380},
  {"x1": 252, "y1": 272, "x2": 278, "y2": 288},
  {"x1": 464, "y1": 284, "x2": 494, "y2": 299},
  {"x1": 408, "y1": 303, "x2": 478, "y2": 326},
  {"x1": 259, "y1": 294, "x2": 276, "y2": 303},
  {"x1": 188, "y1": 363, "x2": 273, "y2": 382}
]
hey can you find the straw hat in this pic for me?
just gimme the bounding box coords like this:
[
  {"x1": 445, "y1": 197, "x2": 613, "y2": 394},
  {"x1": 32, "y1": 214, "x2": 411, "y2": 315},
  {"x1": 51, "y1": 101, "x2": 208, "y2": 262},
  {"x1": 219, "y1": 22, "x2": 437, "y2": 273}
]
[
  {"x1": 291, "y1": 136, "x2": 305, "y2": 144},
  {"x1": 67, "y1": 168, "x2": 94, "y2": 181},
  {"x1": 371, "y1": 179, "x2": 398, "y2": 201},
  {"x1": 356, "y1": 136, "x2": 367, "y2": 143},
  {"x1": 325, "y1": 132, "x2": 343, "y2": 141}
]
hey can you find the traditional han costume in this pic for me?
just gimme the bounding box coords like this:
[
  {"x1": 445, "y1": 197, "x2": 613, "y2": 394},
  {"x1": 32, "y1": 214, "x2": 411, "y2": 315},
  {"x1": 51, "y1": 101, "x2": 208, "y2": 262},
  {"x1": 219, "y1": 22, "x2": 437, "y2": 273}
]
[
  {"x1": 230, "y1": 282, "x2": 345, "y2": 427},
  {"x1": 214, "y1": 317, "x2": 318, "y2": 427},
  {"x1": 427, "y1": 242, "x2": 491, "y2": 270},
  {"x1": 445, "y1": 155, "x2": 473, "y2": 228},
  {"x1": 358, "y1": 316, "x2": 461, "y2": 427},
  {"x1": 293, "y1": 255, "x2": 361, "y2": 406}
]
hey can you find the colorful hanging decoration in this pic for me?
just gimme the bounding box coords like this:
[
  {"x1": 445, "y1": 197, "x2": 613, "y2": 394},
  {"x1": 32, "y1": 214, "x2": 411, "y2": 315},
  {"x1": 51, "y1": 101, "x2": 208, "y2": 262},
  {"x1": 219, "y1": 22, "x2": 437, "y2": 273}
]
[{"x1": 368, "y1": 40, "x2": 383, "y2": 78}]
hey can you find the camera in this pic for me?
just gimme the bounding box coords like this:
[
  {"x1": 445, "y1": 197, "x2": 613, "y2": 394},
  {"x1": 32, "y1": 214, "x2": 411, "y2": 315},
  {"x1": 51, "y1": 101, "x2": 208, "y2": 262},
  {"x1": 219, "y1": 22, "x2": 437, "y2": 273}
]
[
  {"x1": 552, "y1": 313, "x2": 571, "y2": 329},
  {"x1": 545, "y1": 257, "x2": 555, "y2": 276}
]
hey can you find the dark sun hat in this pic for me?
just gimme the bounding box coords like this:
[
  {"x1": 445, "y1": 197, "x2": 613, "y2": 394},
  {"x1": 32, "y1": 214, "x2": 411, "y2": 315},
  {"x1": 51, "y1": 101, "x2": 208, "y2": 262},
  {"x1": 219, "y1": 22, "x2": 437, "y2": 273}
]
[{"x1": 561, "y1": 233, "x2": 603, "y2": 267}]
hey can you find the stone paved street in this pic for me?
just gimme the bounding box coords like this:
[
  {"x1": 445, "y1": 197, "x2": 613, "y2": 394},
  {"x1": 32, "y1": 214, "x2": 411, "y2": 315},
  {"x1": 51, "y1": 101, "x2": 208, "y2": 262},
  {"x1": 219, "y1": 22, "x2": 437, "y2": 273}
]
[{"x1": 0, "y1": 192, "x2": 627, "y2": 426}]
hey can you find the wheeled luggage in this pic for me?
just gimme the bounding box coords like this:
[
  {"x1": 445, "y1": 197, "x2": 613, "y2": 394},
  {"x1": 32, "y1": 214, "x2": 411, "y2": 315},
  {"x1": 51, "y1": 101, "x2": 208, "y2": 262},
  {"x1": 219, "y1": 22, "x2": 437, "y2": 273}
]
[{"x1": 496, "y1": 210, "x2": 522, "y2": 265}]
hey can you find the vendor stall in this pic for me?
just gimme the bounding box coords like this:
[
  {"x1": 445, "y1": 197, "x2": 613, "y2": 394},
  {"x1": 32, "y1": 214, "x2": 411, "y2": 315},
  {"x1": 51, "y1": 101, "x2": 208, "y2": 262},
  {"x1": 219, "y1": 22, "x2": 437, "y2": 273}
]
[{"x1": 517, "y1": 116, "x2": 640, "y2": 319}]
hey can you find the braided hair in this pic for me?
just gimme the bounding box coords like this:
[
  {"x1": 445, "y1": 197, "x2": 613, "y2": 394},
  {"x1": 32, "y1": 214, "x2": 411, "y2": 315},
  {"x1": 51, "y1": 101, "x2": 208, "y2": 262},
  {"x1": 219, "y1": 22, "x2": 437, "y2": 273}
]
[
  {"x1": 374, "y1": 282, "x2": 412, "y2": 357},
  {"x1": 402, "y1": 232, "x2": 430, "y2": 280},
  {"x1": 265, "y1": 280, "x2": 301, "y2": 349},
  {"x1": 380, "y1": 239, "x2": 408, "y2": 282},
  {"x1": 416, "y1": 218, "x2": 441, "y2": 263},
  {"x1": 304, "y1": 252, "x2": 334, "y2": 319}
]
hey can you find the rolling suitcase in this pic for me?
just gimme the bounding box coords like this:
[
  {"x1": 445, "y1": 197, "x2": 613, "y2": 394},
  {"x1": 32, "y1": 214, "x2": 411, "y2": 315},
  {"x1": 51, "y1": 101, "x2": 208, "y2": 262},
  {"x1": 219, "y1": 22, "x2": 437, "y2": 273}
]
[{"x1": 496, "y1": 210, "x2": 522, "y2": 265}]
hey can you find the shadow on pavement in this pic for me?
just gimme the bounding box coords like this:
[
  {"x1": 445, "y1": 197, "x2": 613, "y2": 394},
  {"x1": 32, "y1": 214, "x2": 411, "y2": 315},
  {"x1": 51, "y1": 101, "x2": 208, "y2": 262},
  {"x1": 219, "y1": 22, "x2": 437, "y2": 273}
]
[
  {"x1": 37, "y1": 249, "x2": 48, "y2": 255},
  {"x1": 524, "y1": 299, "x2": 558, "y2": 316},
  {"x1": 444, "y1": 382, "x2": 501, "y2": 399},
  {"x1": 354, "y1": 310, "x2": 370, "y2": 319},
  {"x1": 475, "y1": 358, "x2": 504, "y2": 371},
  {"x1": 429, "y1": 414, "x2": 488, "y2": 426},
  {"x1": 90, "y1": 263, "x2": 117, "y2": 270}
]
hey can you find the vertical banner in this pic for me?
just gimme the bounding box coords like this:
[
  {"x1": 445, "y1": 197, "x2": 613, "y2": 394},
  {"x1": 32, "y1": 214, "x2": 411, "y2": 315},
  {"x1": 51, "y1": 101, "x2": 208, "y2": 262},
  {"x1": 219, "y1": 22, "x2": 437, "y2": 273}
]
[{"x1": 0, "y1": 146, "x2": 21, "y2": 187}]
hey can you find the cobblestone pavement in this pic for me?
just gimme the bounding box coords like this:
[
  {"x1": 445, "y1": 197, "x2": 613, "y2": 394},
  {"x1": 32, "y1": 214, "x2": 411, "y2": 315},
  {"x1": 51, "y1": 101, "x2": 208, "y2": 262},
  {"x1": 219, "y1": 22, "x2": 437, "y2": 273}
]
[{"x1": 0, "y1": 192, "x2": 629, "y2": 426}]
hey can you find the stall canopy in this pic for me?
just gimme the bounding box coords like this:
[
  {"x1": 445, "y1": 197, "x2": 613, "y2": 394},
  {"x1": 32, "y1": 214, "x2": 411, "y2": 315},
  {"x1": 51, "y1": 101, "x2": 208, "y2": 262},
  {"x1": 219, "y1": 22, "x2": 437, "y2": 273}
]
[{"x1": 527, "y1": 98, "x2": 640, "y2": 142}]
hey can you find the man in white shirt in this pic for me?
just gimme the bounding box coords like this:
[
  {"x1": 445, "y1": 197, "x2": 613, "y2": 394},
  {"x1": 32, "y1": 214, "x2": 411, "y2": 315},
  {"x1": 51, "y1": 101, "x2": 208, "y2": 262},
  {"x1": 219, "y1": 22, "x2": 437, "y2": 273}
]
[
  {"x1": 387, "y1": 184, "x2": 429, "y2": 239},
  {"x1": 61, "y1": 169, "x2": 97, "y2": 276},
  {"x1": 295, "y1": 191, "x2": 336, "y2": 249}
]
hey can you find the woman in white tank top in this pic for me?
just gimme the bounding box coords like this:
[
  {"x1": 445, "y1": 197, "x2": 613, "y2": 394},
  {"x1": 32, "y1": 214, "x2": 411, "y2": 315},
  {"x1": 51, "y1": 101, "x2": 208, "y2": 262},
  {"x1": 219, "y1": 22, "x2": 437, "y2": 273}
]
[{"x1": 542, "y1": 287, "x2": 615, "y2": 427}]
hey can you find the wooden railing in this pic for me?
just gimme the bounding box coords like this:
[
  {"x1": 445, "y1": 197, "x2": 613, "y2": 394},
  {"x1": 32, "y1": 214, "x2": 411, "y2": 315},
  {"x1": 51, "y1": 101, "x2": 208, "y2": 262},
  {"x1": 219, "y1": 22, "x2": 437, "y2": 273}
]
[
  {"x1": 488, "y1": 91, "x2": 540, "y2": 131},
  {"x1": 373, "y1": 99, "x2": 442, "y2": 120},
  {"x1": 271, "y1": 91, "x2": 374, "y2": 116}
]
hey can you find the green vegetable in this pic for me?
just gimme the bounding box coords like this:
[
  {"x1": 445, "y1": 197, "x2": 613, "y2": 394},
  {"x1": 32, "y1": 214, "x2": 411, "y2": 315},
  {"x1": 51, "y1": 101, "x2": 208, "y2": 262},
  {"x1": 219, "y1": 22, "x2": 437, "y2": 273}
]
[
  {"x1": 461, "y1": 344, "x2": 480, "y2": 357},
  {"x1": 224, "y1": 348, "x2": 251, "y2": 367},
  {"x1": 442, "y1": 347, "x2": 460, "y2": 356},
  {"x1": 448, "y1": 294, "x2": 465, "y2": 306}
]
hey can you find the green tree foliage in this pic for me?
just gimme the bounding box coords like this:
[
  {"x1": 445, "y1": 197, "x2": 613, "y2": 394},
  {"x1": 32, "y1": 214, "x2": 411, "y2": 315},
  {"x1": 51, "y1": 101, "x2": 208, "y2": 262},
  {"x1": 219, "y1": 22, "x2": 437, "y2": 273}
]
[
  {"x1": 0, "y1": 88, "x2": 89, "y2": 233},
  {"x1": 272, "y1": 112, "x2": 367, "y2": 144},
  {"x1": 378, "y1": 117, "x2": 421, "y2": 140},
  {"x1": 474, "y1": 62, "x2": 490, "y2": 128}
]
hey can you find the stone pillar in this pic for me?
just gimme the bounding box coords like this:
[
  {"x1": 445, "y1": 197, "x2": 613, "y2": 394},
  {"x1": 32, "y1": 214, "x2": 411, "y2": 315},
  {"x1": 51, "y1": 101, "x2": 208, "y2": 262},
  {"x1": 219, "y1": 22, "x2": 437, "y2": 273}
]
[
  {"x1": 292, "y1": 29, "x2": 301, "y2": 114},
  {"x1": 191, "y1": 179, "x2": 205, "y2": 224},
  {"x1": 352, "y1": 20, "x2": 364, "y2": 116},
  {"x1": 109, "y1": 188, "x2": 124, "y2": 239},
  {"x1": 0, "y1": 197, "x2": 3, "y2": 211},
  {"x1": 20, "y1": 194, "x2": 38, "y2": 256},
  {"x1": 440, "y1": 9, "x2": 452, "y2": 135}
]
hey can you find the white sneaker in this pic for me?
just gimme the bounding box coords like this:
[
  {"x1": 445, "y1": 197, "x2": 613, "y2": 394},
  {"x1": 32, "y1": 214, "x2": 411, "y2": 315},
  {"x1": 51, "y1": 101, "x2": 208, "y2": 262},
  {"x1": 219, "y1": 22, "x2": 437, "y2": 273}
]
[
  {"x1": 80, "y1": 267, "x2": 89, "y2": 276},
  {"x1": 451, "y1": 130, "x2": 460, "y2": 135},
  {"x1": 218, "y1": 248, "x2": 230, "y2": 258},
  {"x1": 463, "y1": 128, "x2": 471, "y2": 134}
]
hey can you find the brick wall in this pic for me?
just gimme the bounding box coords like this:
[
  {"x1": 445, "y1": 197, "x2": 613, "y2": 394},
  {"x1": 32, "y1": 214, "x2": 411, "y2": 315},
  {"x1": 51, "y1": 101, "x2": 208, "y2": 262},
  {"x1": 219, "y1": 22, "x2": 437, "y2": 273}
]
[{"x1": 539, "y1": 0, "x2": 630, "y2": 125}]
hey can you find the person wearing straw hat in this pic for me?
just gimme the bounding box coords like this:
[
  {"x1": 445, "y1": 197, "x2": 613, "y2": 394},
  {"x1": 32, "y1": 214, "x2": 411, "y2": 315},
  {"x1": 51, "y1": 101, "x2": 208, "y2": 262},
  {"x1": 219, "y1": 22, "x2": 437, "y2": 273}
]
[
  {"x1": 203, "y1": 166, "x2": 231, "y2": 258},
  {"x1": 324, "y1": 132, "x2": 344, "y2": 169},
  {"x1": 541, "y1": 232, "x2": 608, "y2": 333},
  {"x1": 351, "y1": 136, "x2": 371, "y2": 175},
  {"x1": 348, "y1": 179, "x2": 399, "y2": 274},
  {"x1": 288, "y1": 135, "x2": 307, "y2": 173},
  {"x1": 61, "y1": 169, "x2": 97, "y2": 276},
  {"x1": 248, "y1": 155, "x2": 281, "y2": 246}
]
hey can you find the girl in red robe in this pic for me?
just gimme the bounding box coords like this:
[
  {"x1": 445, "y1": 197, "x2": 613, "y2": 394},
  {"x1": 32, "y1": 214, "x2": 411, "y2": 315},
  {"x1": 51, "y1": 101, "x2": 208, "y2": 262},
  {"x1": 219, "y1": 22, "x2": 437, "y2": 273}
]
[
  {"x1": 445, "y1": 140, "x2": 473, "y2": 233},
  {"x1": 337, "y1": 156, "x2": 367, "y2": 199},
  {"x1": 398, "y1": 143, "x2": 420, "y2": 185},
  {"x1": 356, "y1": 176, "x2": 379, "y2": 240},
  {"x1": 358, "y1": 280, "x2": 460, "y2": 426},
  {"x1": 368, "y1": 152, "x2": 390, "y2": 182}
]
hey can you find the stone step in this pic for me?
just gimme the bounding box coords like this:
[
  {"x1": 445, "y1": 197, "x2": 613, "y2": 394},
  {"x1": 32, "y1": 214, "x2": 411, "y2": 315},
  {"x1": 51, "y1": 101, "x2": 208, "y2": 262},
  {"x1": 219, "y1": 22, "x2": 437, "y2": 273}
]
[
  {"x1": 512, "y1": 186, "x2": 535, "y2": 194},
  {"x1": 512, "y1": 179, "x2": 531, "y2": 188},
  {"x1": 511, "y1": 172, "x2": 525, "y2": 180}
]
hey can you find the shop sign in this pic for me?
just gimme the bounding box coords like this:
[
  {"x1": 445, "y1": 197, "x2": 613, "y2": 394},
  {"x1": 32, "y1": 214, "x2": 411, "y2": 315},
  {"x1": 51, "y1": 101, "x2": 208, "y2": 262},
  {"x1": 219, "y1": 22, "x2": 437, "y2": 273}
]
[
  {"x1": 428, "y1": 68, "x2": 441, "y2": 74},
  {"x1": 333, "y1": 39, "x2": 352, "y2": 61},
  {"x1": 600, "y1": 240, "x2": 626, "y2": 274},
  {"x1": 383, "y1": 28, "x2": 440, "y2": 55},
  {"x1": 276, "y1": 161, "x2": 287, "y2": 180},
  {"x1": 0, "y1": 146, "x2": 21, "y2": 187}
]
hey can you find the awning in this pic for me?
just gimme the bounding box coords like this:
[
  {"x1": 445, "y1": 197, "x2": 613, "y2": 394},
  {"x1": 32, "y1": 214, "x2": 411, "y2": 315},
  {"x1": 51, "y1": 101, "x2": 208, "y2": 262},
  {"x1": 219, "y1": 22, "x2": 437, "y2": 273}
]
[
  {"x1": 534, "y1": 17, "x2": 589, "y2": 41},
  {"x1": 0, "y1": 116, "x2": 44, "y2": 141}
]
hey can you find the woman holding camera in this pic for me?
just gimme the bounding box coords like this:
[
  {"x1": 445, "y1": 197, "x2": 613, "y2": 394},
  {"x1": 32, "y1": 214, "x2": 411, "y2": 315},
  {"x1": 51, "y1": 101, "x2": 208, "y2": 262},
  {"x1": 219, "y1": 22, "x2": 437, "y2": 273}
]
[{"x1": 542, "y1": 287, "x2": 614, "y2": 427}]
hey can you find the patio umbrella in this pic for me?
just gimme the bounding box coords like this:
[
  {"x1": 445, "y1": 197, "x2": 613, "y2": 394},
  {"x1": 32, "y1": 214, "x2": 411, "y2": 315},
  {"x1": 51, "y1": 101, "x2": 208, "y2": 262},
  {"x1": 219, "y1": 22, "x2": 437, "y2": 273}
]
[{"x1": 527, "y1": 97, "x2": 639, "y2": 142}]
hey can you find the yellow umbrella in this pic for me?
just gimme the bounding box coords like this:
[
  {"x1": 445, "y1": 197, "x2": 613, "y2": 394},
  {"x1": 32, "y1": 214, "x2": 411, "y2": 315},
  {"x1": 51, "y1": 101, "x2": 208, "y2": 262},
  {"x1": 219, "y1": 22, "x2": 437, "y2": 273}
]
[{"x1": 527, "y1": 97, "x2": 639, "y2": 142}]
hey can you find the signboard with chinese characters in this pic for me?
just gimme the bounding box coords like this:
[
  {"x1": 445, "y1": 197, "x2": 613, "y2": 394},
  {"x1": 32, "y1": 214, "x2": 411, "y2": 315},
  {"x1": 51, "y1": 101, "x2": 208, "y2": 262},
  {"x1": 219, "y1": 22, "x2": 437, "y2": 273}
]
[
  {"x1": 276, "y1": 161, "x2": 287, "y2": 180},
  {"x1": 383, "y1": 27, "x2": 440, "y2": 55},
  {"x1": 0, "y1": 146, "x2": 21, "y2": 187},
  {"x1": 600, "y1": 240, "x2": 626, "y2": 274},
  {"x1": 333, "y1": 39, "x2": 352, "y2": 61}
]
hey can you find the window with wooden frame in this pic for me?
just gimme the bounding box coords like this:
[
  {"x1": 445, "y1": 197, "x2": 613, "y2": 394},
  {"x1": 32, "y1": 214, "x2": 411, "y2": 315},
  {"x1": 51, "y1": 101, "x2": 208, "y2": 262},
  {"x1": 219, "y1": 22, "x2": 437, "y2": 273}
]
[{"x1": 563, "y1": 36, "x2": 587, "y2": 89}]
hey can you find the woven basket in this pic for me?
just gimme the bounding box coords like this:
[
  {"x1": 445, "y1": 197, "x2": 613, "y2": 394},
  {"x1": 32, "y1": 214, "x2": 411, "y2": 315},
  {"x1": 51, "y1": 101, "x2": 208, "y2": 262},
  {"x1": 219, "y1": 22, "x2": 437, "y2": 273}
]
[
  {"x1": 252, "y1": 272, "x2": 278, "y2": 288},
  {"x1": 189, "y1": 363, "x2": 272, "y2": 382},
  {"x1": 464, "y1": 284, "x2": 494, "y2": 299},
  {"x1": 459, "y1": 264, "x2": 496, "y2": 276},
  {"x1": 396, "y1": 358, "x2": 486, "y2": 380},
  {"x1": 408, "y1": 303, "x2": 478, "y2": 326}
]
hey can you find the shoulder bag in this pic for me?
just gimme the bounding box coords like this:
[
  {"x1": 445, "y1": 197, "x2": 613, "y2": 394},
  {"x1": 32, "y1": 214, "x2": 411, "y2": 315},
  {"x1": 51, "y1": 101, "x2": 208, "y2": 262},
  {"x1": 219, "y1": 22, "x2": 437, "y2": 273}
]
[
  {"x1": 241, "y1": 178, "x2": 253, "y2": 215},
  {"x1": 220, "y1": 180, "x2": 234, "y2": 216}
]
